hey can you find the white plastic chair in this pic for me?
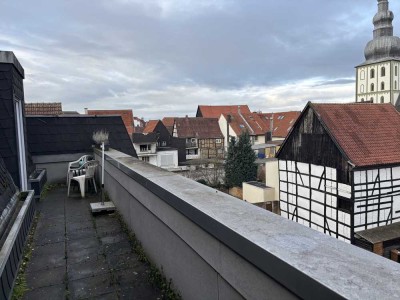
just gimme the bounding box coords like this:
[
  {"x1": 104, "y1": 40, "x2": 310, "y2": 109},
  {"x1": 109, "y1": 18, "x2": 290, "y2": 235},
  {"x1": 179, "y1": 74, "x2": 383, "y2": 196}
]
[
  {"x1": 67, "y1": 160, "x2": 99, "y2": 198},
  {"x1": 66, "y1": 155, "x2": 93, "y2": 184}
]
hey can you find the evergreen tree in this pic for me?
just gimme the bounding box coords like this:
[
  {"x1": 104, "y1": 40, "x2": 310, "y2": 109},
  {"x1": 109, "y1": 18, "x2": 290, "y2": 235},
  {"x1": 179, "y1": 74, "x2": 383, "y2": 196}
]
[{"x1": 224, "y1": 132, "x2": 257, "y2": 188}]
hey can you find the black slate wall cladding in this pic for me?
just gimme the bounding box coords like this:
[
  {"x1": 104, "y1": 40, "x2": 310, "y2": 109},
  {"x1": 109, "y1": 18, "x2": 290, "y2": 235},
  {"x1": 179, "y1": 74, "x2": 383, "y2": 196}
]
[
  {"x1": 0, "y1": 155, "x2": 17, "y2": 213},
  {"x1": 0, "y1": 63, "x2": 19, "y2": 186},
  {"x1": 27, "y1": 116, "x2": 137, "y2": 158}
]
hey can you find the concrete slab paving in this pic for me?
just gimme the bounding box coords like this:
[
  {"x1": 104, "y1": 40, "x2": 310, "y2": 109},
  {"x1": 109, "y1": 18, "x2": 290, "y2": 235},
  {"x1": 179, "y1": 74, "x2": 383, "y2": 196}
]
[
  {"x1": 26, "y1": 265, "x2": 66, "y2": 290},
  {"x1": 21, "y1": 187, "x2": 162, "y2": 299},
  {"x1": 22, "y1": 283, "x2": 67, "y2": 300},
  {"x1": 69, "y1": 273, "x2": 116, "y2": 299},
  {"x1": 67, "y1": 236, "x2": 101, "y2": 252},
  {"x1": 67, "y1": 258, "x2": 109, "y2": 281}
]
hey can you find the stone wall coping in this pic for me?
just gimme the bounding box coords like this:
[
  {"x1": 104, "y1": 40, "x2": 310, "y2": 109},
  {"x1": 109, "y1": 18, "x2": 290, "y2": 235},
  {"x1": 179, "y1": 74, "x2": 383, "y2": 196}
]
[{"x1": 100, "y1": 148, "x2": 400, "y2": 300}]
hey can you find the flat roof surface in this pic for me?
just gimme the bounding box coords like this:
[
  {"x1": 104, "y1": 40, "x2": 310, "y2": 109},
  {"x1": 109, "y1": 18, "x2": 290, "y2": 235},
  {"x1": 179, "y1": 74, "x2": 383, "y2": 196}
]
[{"x1": 355, "y1": 222, "x2": 400, "y2": 244}]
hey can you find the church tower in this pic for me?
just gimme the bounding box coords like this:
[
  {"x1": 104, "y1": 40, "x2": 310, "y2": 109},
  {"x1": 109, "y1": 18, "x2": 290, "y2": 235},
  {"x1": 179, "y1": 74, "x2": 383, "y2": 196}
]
[{"x1": 356, "y1": 0, "x2": 400, "y2": 105}]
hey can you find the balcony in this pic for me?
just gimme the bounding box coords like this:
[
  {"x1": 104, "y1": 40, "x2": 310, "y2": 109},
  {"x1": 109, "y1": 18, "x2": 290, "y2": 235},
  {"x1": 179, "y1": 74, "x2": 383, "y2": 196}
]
[{"x1": 8, "y1": 148, "x2": 400, "y2": 299}]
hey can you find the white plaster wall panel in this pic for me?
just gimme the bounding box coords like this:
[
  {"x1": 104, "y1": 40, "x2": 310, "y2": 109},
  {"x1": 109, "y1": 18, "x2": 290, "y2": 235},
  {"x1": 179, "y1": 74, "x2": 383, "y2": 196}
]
[
  {"x1": 326, "y1": 167, "x2": 336, "y2": 180},
  {"x1": 288, "y1": 172, "x2": 295, "y2": 183},
  {"x1": 310, "y1": 176, "x2": 321, "y2": 189},
  {"x1": 288, "y1": 204, "x2": 296, "y2": 216},
  {"x1": 380, "y1": 168, "x2": 390, "y2": 181},
  {"x1": 298, "y1": 197, "x2": 309, "y2": 210},
  {"x1": 288, "y1": 193, "x2": 296, "y2": 205},
  {"x1": 311, "y1": 201, "x2": 324, "y2": 215},
  {"x1": 281, "y1": 182, "x2": 287, "y2": 192},
  {"x1": 311, "y1": 190, "x2": 324, "y2": 203},
  {"x1": 297, "y1": 162, "x2": 309, "y2": 174},
  {"x1": 311, "y1": 213, "x2": 324, "y2": 228},
  {"x1": 325, "y1": 180, "x2": 336, "y2": 194},
  {"x1": 393, "y1": 195, "x2": 400, "y2": 216},
  {"x1": 288, "y1": 184, "x2": 296, "y2": 197},
  {"x1": 279, "y1": 160, "x2": 286, "y2": 170},
  {"x1": 393, "y1": 166, "x2": 400, "y2": 179},
  {"x1": 280, "y1": 192, "x2": 287, "y2": 202},
  {"x1": 298, "y1": 186, "x2": 309, "y2": 198},
  {"x1": 311, "y1": 164, "x2": 324, "y2": 177},
  {"x1": 298, "y1": 174, "x2": 309, "y2": 186},
  {"x1": 338, "y1": 183, "x2": 351, "y2": 199},
  {"x1": 281, "y1": 211, "x2": 288, "y2": 219},
  {"x1": 327, "y1": 219, "x2": 336, "y2": 233},
  {"x1": 354, "y1": 171, "x2": 362, "y2": 185},
  {"x1": 280, "y1": 171, "x2": 287, "y2": 182}
]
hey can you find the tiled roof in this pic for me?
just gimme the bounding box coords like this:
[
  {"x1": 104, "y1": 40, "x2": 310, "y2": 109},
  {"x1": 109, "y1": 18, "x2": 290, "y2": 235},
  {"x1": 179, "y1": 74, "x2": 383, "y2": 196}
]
[
  {"x1": 174, "y1": 117, "x2": 223, "y2": 139},
  {"x1": 222, "y1": 113, "x2": 269, "y2": 136},
  {"x1": 257, "y1": 111, "x2": 301, "y2": 138},
  {"x1": 143, "y1": 120, "x2": 159, "y2": 134},
  {"x1": 311, "y1": 103, "x2": 400, "y2": 167},
  {"x1": 162, "y1": 117, "x2": 176, "y2": 134},
  {"x1": 87, "y1": 110, "x2": 134, "y2": 135},
  {"x1": 197, "y1": 105, "x2": 251, "y2": 118},
  {"x1": 25, "y1": 102, "x2": 62, "y2": 115},
  {"x1": 132, "y1": 133, "x2": 158, "y2": 143},
  {"x1": 26, "y1": 116, "x2": 137, "y2": 157}
]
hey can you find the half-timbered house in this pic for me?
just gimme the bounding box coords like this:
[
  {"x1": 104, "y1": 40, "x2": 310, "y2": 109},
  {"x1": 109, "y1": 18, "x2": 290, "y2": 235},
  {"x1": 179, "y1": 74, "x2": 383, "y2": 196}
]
[{"x1": 277, "y1": 102, "x2": 400, "y2": 243}]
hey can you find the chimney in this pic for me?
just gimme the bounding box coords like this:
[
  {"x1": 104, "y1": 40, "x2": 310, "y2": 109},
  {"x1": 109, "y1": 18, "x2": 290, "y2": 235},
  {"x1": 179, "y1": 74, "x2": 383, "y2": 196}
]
[
  {"x1": 267, "y1": 113, "x2": 274, "y2": 141},
  {"x1": 84, "y1": 108, "x2": 88, "y2": 114}
]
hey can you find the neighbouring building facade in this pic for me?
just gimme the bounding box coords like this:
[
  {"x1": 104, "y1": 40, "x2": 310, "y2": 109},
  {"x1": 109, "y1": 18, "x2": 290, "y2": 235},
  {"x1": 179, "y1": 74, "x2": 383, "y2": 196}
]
[
  {"x1": 173, "y1": 117, "x2": 224, "y2": 160},
  {"x1": 218, "y1": 112, "x2": 269, "y2": 156},
  {"x1": 356, "y1": 0, "x2": 400, "y2": 105},
  {"x1": 277, "y1": 103, "x2": 400, "y2": 243}
]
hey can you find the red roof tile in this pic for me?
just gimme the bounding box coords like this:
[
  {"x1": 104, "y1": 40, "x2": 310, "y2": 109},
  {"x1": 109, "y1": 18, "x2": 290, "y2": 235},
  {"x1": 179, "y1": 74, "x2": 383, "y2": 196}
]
[
  {"x1": 257, "y1": 111, "x2": 301, "y2": 138},
  {"x1": 86, "y1": 109, "x2": 134, "y2": 135},
  {"x1": 143, "y1": 120, "x2": 159, "y2": 133},
  {"x1": 162, "y1": 117, "x2": 176, "y2": 134},
  {"x1": 25, "y1": 102, "x2": 62, "y2": 115},
  {"x1": 312, "y1": 103, "x2": 400, "y2": 167},
  {"x1": 197, "y1": 105, "x2": 251, "y2": 118},
  {"x1": 174, "y1": 117, "x2": 223, "y2": 139},
  {"x1": 222, "y1": 113, "x2": 269, "y2": 136}
]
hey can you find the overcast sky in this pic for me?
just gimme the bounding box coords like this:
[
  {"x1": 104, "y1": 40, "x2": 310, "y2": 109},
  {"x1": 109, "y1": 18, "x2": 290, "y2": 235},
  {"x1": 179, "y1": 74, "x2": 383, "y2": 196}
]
[{"x1": 1, "y1": 0, "x2": 398, "y2": 119}]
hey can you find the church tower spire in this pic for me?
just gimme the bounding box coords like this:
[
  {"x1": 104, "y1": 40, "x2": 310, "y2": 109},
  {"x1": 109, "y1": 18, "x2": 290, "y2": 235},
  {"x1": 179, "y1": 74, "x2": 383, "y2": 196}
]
[{"x1": 356, "y1": 0, "x2": 400, "y2": 106}]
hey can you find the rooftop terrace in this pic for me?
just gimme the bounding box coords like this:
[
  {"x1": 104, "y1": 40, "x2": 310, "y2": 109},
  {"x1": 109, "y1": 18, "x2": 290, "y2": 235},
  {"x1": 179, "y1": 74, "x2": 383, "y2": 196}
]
[{"x1": 21, "y1": 187, "x2": 162, "y2": 299}]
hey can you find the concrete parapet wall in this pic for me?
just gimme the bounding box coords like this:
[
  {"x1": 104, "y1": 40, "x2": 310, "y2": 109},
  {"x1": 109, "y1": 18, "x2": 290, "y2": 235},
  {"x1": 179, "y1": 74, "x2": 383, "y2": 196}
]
[{"x1": 95, "y1": 148, "x2": 400, "y2": 300}]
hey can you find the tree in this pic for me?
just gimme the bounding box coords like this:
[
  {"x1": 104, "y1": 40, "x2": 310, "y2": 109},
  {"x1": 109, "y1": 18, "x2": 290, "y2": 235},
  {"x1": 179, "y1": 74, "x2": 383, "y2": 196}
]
[{"x1": 224, "y1": 132, "x2": 257, "y2": 188}]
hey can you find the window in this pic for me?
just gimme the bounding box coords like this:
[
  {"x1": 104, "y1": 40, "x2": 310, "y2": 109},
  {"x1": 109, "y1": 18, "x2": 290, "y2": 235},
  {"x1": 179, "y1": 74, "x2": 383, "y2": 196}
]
[
  {"x1": 396, "y1": 66, "x2": 398, "y2": 76},
  {"x1": 360, "y1": 84, "x2": 365, "y2": 93},
  {"x1": 371, "y1": 83, "x2": 374, "y2": 92},
  {"x1": 381, "y1": 67, "x2": 386, "y2": 77},
  {"x1": 140, "y1": 144, "x2": 150, "y2": 152},
  {"x1": 381, "y1": 96, "x2": 384, "y2": 103},
  {"x1": 254, "y1": 136, "x2": 258, "y2": 141},
  {"x1": 361, "y1": 98, "x2": 365, "y2": 102},
  {"x1": 370, "y1": 97, "x2": 374, "y2": 102},
  {"x1": 338, "y1": 197, "x2": 352, "y2": 213},
  {"x1": 216, "y1": 139, "x2": 222, "y2": 143},
  {"x1": 162, "y1": 141, "x2": 167, "y2": 146},
  {"x1": 360, "y1": 70, "x2": 365, "y2": 80},
  {"x1": 141, "y1": 156, "x2": 150, "y2": 162},
  {"x1": 370, "y1": 69, "x2": 375, "y2": 79},
  {"x1": 381, "y1": 82, "x2": 385, "y2": 90}
]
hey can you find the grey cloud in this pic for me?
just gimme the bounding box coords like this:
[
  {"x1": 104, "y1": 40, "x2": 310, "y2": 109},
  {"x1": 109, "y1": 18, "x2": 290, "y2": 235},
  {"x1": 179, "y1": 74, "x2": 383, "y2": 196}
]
[{"x1": 0, "y1": 0, "x2": 396, "y2": 119}]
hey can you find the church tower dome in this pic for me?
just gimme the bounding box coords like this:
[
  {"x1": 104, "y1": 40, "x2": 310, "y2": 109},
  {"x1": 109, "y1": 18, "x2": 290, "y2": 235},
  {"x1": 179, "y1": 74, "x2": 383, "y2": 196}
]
[{"x1": 364, "y1": 0, "x2": 400, "y2": 62}]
